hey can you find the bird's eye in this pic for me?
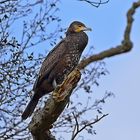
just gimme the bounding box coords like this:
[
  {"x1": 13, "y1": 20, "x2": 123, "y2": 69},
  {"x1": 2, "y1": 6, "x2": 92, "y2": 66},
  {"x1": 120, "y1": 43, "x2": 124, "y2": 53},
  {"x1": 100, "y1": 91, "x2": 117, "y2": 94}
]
[{"x1": 78, "y1": 25, "x2": 82, "y2": 27}]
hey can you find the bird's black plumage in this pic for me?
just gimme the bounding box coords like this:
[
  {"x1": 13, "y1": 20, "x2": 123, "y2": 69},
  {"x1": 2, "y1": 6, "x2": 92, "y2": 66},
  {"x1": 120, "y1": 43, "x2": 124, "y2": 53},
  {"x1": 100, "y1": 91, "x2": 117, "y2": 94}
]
[{"x1": 22, "y1": 21, "x2": 91, "y2": 120}]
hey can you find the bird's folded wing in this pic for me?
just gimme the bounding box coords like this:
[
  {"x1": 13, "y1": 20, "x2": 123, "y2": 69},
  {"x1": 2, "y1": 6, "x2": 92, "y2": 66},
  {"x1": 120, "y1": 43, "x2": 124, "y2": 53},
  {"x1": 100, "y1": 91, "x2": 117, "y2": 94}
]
[{"x1": 33, "y1": 39, "x2": 66, "y2": 89}]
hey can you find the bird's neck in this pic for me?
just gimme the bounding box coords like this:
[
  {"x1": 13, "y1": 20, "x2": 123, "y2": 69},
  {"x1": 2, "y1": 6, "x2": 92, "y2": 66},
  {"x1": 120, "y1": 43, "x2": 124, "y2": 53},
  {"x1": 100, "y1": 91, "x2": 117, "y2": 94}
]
[{"x1": 66, "y1": 32, "x2": 88, "y2": 53}]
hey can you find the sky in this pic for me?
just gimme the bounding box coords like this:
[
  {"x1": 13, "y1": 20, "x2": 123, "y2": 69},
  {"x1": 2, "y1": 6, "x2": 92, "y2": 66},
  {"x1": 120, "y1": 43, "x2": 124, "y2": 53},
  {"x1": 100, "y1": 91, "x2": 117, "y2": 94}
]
[{"x1": 58, "y1": 0, "x2": 140, "y2": 140}]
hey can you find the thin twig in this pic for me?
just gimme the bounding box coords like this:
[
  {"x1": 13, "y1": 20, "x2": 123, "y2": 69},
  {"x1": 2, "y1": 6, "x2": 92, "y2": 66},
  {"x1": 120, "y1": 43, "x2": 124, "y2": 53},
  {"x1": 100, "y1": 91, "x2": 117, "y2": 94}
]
[
  {"x1": 72, "y1": 112, "x2": 79, "y2": 138},
  {"x1": 78, "y1": 0, "x2": 110, "y2": 8},
  {"x1": 71, "y1": 114, "x2": 109, "y2": 140}
]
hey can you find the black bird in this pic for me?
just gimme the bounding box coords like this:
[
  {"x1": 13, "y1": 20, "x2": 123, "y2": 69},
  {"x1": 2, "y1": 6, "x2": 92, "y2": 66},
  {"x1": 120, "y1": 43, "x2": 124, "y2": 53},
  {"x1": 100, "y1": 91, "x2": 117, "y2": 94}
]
[{"x1": 22, "y1": 21, "x2": 91, "y2": 120}]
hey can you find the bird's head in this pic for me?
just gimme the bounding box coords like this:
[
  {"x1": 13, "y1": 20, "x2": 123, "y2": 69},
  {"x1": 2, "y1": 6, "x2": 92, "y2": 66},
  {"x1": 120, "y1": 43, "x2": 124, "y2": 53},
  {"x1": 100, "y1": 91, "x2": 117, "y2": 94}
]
[{"x1": 66, "y1": 21, "x2": 92, "y2": 35}]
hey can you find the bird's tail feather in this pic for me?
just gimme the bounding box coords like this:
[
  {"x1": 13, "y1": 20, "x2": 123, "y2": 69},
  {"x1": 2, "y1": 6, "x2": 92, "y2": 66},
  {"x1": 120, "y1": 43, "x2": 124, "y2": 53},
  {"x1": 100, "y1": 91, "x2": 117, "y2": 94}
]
[{"x1": 22, "y1": 97, "x2": 38, "y2": 120}]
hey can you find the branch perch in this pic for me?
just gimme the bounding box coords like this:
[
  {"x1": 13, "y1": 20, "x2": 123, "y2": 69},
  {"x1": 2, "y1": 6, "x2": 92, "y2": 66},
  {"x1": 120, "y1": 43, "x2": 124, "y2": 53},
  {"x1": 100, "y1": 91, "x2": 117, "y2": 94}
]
[{"x1": 29, "y1": 69, "x2": 81, "y2": 139}]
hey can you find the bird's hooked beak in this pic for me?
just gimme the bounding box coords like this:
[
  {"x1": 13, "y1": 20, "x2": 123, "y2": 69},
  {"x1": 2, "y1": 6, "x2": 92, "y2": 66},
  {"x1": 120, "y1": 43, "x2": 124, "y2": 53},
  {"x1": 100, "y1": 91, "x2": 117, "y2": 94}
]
[
  {"x1": 82, "y1": 26, "x2": 92, "y2": 31},
  {"x1": 75, "y1": 25, "x2": 92, "y2": 32}
]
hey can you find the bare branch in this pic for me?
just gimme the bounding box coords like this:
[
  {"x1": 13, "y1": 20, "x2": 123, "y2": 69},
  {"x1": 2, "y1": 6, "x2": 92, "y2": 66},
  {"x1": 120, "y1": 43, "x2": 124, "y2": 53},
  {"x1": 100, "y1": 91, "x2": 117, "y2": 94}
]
[
  {"x1": 29, "y1": 69, "x2": 81, "y2": 139},
  {"x1": 71, "y1": 114, "x2": 108, "y2": 140},
  {"x1": 78, "y1": 1, "x2": 140, "y2": 70},
  {"x1": 71, "y1": 112, "x2": 79, "y2": 139},
  {"x1": 78, "y1": 0, "x2": 110, "y2": 8}
]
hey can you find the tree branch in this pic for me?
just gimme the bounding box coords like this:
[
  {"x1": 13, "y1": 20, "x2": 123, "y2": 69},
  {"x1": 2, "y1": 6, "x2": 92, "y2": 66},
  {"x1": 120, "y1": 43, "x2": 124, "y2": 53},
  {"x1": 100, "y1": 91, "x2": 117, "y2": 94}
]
[
  {"x1": 78, "y1": 0, "x2": 110, "y2": 8},
  {"x1": 71, "y1": 114, "x2": 108, "y2": 140},
  {"x1": 29, "y1": 69, "x2": 81, "y2": 139},
  {"x1": 78, "y1": 1, "x2": 140, "y2": 70}
]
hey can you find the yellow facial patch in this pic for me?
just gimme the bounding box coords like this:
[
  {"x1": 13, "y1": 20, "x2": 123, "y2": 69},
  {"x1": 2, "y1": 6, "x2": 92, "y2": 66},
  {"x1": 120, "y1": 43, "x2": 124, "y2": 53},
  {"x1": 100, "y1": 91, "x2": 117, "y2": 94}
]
[{"x1": 74, "y1": 25, "x2": 85, "y2": 32}]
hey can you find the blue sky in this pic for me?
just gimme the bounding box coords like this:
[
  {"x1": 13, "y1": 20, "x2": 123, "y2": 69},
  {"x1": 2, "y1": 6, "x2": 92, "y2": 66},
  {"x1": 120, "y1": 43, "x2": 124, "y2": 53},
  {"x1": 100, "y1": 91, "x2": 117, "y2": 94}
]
[{"x1": 58, "y1": 0, "x2": 140, "y2": 139}]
